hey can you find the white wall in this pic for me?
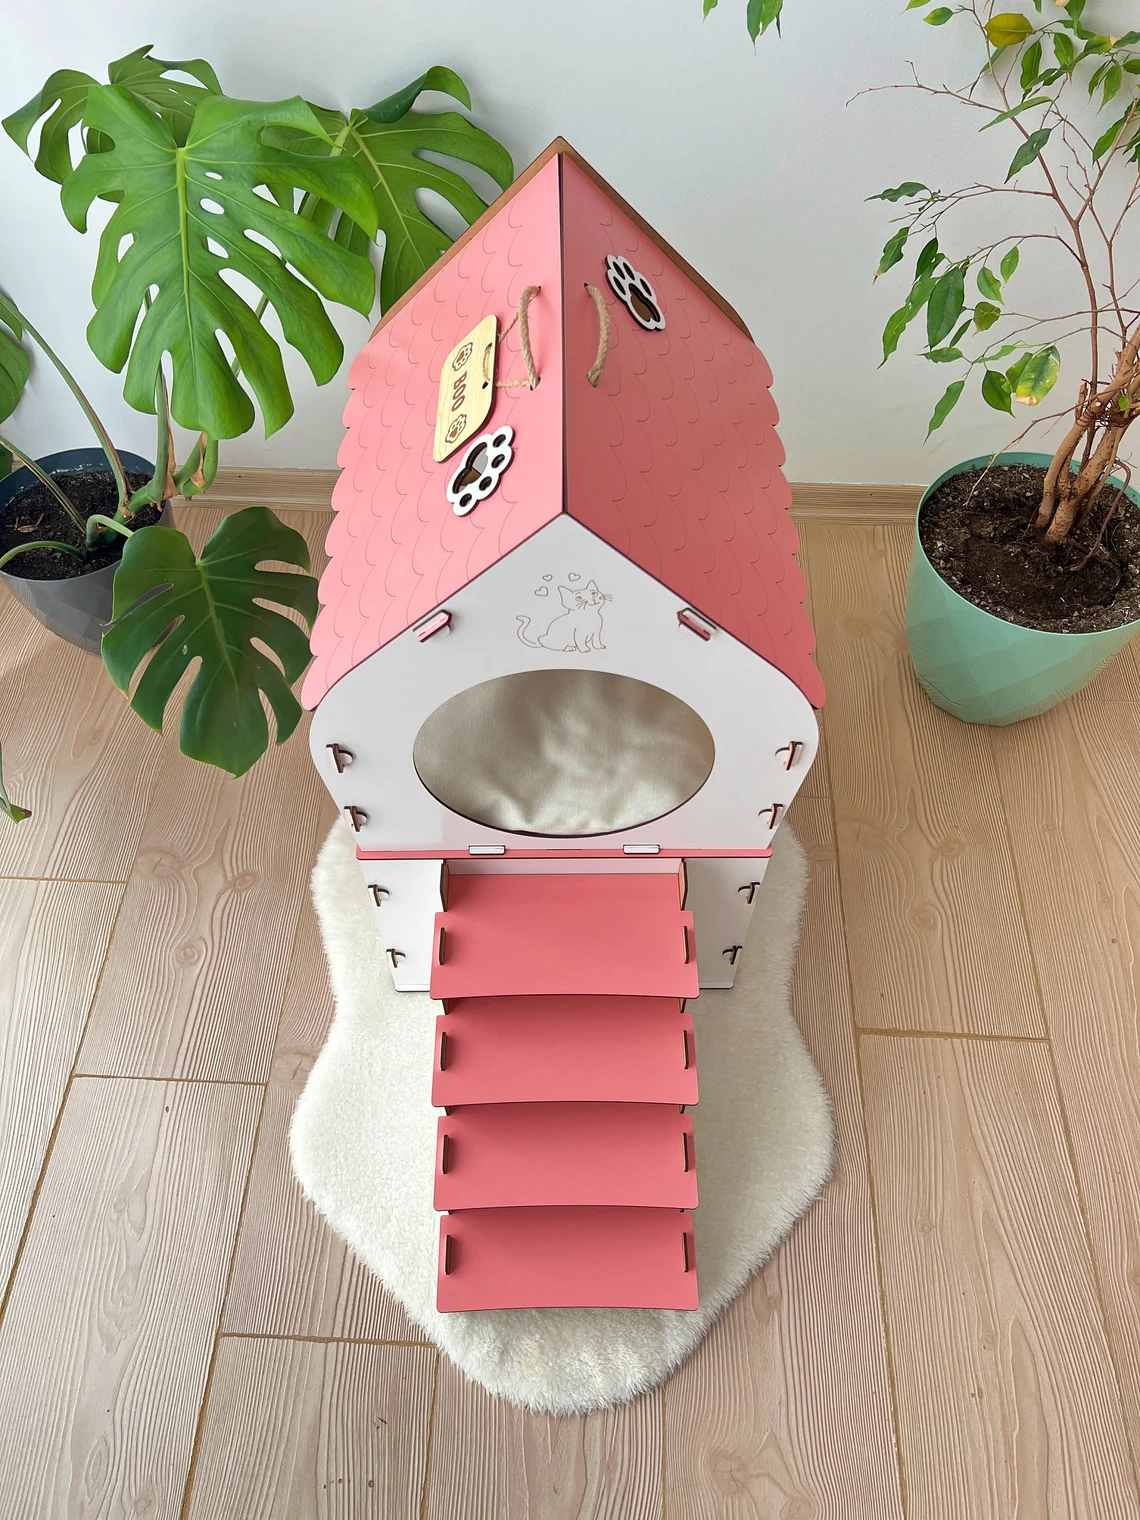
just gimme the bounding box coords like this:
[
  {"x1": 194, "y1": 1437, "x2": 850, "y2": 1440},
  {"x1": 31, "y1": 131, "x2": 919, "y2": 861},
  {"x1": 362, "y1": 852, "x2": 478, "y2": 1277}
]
[{"x1": 3, "y1": 0, "x2": 1136, "y2": 484}]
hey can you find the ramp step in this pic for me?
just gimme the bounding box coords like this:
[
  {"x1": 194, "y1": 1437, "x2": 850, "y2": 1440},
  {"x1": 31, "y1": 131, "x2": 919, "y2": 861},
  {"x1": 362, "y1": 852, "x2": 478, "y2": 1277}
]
[
  {"x1": 432, "y1": 995, "x2": 697, "y2": 1107},
  {"x1": 434, "y1": 1102, "x2": 696, "y2": 1211},
  {"x1": 429, "y1": 873, "x2": 698, "y2": 1000},
  {"x1": 437, "y1": 1206, "x2": 698, "y2": 1311}
]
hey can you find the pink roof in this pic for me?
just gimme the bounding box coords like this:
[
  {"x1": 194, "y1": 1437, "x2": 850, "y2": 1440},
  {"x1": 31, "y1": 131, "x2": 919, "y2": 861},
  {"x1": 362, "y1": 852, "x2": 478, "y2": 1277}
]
[{"x1": 303, "y1": 144, "x2": 823, "y2": 710}]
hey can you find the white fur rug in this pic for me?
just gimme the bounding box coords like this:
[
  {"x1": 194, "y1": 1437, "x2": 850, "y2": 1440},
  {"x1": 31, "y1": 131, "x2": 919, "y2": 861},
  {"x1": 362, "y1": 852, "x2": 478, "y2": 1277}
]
[{"x1": 291, "y1": 821, "x2": 833, "y2": 1415}]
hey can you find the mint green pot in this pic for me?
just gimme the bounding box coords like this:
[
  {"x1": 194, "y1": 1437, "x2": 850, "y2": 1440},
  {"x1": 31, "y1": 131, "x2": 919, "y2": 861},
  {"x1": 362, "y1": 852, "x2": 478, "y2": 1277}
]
[{"x1": 906, "y1": 451, "x2": 1140, "y2": 725}]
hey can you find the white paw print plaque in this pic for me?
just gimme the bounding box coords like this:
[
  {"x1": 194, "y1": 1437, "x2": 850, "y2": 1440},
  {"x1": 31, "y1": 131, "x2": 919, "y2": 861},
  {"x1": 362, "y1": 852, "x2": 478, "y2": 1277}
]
[
  {"x1": 446, "y1": 426, "x2": 514, "y2": 517},
  {"x1": 605, "y1": 255, "x2": 665, "y2": 332}
]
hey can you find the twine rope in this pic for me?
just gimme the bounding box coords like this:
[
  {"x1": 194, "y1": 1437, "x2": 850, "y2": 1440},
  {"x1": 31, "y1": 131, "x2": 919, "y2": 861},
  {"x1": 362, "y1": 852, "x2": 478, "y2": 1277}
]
[
  {"x1": 585, "y1": 284, "x2": 611, "y2": 388},
  {"x1": 495, "y1": 285, "x2": 541, "y2": 390}
]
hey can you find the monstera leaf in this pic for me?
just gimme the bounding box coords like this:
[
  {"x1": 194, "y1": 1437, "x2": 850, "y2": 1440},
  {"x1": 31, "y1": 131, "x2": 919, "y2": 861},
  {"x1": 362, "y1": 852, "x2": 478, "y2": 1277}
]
[
  {"x1": 102, "y1": 509, "x2": 318, "y2": 777},
  {"x1": 274, "y1": 67, "x2": 514, "y2": 312},
  {"x1": 0, "y1": 290, "x2": 29, "y2": 427},
  {"x1": 60, "y1": 88, "x2": 379, "y2": 440},
  {"x1": 3, "y1": 45, "x2": 221, "y2": 183}
]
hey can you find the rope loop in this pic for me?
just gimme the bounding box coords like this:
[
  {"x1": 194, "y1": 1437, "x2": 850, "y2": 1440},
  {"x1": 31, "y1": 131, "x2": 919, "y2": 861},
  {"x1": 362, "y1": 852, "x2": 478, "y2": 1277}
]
[
  {"x1": 495, "y1": 285, "x2": 541, "y2": 390},
  {"x1": 585, "y1": 284, "x2": 611, "y2": 388}
]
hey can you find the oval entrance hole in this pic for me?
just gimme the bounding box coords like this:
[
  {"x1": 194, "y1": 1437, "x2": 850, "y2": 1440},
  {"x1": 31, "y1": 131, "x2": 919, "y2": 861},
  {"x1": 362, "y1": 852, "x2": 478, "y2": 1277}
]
[{"x1": 412, "y1": 669, "x2": 715, "y2": 838}]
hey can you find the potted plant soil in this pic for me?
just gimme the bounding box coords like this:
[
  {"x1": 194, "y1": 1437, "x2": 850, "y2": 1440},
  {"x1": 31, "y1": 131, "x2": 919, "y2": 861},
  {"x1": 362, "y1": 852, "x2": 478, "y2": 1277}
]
[
  {"x1": 0, "y1": 49, "x2": 511, "y2": 811},
  {"x1": 871, "y1": 1, "x2": 1140, "y2": 724}
]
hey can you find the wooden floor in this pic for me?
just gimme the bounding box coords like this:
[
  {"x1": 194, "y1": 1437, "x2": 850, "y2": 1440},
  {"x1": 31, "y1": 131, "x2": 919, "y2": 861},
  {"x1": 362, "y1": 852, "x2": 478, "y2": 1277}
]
[{"x1": 1, "y1": 508, "x2": 1138, "y2": 1518}]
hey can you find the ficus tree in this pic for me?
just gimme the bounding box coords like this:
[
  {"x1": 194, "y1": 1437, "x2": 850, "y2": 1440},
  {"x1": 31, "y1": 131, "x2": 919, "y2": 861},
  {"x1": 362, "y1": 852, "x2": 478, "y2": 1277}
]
[
  {"x1": 0, "y1": 49, "x2": 512, "y2": 794},
  {"x1": 870, "y1": 2, "x2": 1140, "y2": 544}
]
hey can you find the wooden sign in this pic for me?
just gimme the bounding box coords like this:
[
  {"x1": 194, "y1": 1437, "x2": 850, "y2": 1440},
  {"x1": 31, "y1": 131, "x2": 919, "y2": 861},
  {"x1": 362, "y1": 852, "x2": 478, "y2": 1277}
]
[{"x1": 434, "y1": 315, "x2": 498, "y2": 462}]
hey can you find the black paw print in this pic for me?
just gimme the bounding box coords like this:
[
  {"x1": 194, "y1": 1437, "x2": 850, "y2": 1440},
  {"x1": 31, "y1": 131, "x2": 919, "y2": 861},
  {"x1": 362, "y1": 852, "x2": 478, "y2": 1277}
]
[
  {"x1": 446, "y1": 426, "x2": 514, "y2": 517},
  {"x1": 605, "y1": 255, "x2": 665, "y2": 331}
]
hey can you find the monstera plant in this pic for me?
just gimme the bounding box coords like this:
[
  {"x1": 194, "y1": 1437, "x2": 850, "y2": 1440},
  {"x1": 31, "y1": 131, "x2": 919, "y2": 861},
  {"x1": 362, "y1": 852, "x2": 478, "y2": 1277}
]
[{"x1": 0, "y1": 49, "x2": 512, "y2": 798}]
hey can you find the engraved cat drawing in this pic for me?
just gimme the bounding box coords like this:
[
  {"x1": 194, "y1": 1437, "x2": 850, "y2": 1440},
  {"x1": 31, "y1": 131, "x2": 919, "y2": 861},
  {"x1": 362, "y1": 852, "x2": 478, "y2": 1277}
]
[{"x1": 516, "y1": 581, "x2": 612, "y2": 652}]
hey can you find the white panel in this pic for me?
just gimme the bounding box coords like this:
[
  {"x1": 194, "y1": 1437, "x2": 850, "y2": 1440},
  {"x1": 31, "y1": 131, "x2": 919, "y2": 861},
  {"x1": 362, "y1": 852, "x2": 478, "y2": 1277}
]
[
  {"x1": 312, "y1": 516, "x2": 818, "y2": 856},
  {"x1": 355, "y1": 857, "x2": 443, "y2": 992},
  {"x1": 685, "y1": 856, "x2": 770, "y2": 989}
]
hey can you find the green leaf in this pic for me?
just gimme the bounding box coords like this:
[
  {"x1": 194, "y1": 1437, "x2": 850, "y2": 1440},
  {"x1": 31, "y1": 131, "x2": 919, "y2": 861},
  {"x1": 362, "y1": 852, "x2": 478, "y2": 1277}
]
[
  {"x1": 0, "y1": 742, "x2": 30, "y2": 823},
  {"x1": 1020, "y1": 38, "x2": 1043, "y2": 91},
  {"x1": 62, "y1": 88, "x2": 379, "y2": 441},
  {"x1": 280, "y1": 70, "x2": 513, "y2": 314},
  {"x1": 876, "y1": 226, "x2": 910, "y2": 277},
  {"x1": 1005, "y1": 127, "x2": 1052, "y2": 179},
  {"x1": 974, "y1": 300, "x2": 1003, "y2": 330},
  {"x1": 867, "y1": 182, "x2": 927, "y2": 202},
  {"x1": 1053, "y1": 32, "x2": 1076, "y2": 68},
  {"x1": 976, "y1": 267, "x2": 1003, "y2": 301},
  {"x1": 1013, "y1": 344, "x2": 1060, "y2": 404},
  {"x1": 906, "y1": 0, "x2": 934, "y2": 7},
  {"x1": 1101, "y1": 63, "x2": 1123, "y2": 106},
  {"x1": 1093, "y1": 107, "x2": 1135, "y2": 159},
  {"x1": 982, "y1": 369, "x2": 1013, "y2": 412},
  {"x1": 746, "y1": 0, "x2": 783, "y2": 38},
  {"x1": 3, "y1": 68, "x2": 101, "y2": 182},
  {"x1": 362, "y1": 65, "x2": 471, "y2": 122},
  {"x1": 1000, "y1": 244, "x2": 1020, "y2": 281},
  {"x1": 1005, "y1": 352, "x2": 1032, "y2": 389},
  {"x1": 102, "y1": 509, "x2": 318, "y2": 776},
  {"x1": 926, "y1": 379, "x2": 965, "y2": 437},
  {"x1": 927, "y1": 265, "x2": 966, "y2": 348},
  {"x1": 925, "y1": 7, "x2": 954, "y2": 23},
  {"x1": 915, "y1": 237, "x2": 943, "y2": 280},
  {"x1": 0, "y1": 297, "x2": 30, "y2": 425},
  {"x1": 881, "y1": 276, "x2": 937, "y2": 363},
  {"x1": 985, "y1": 12, "x2": 1034, "y2": 47},
  {"x1": 926, "y1": 347, "x2": 964, "y2": 362},
  {"x1": 703, "y1": 0, "x2": 718, "y2": 14},
  {"x1": 2, "y1": 47, "x2": 220, "y2": 183},
  {"x1": 980, "y1": 94, "x2": 1052, "y2": 128}
]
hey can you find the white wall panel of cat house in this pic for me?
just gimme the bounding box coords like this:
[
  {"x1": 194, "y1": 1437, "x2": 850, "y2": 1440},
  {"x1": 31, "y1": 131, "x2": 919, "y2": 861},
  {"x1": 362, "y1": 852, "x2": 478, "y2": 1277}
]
[{"x1": 310, "y1": 516, "x2": 817, "y2": 991}]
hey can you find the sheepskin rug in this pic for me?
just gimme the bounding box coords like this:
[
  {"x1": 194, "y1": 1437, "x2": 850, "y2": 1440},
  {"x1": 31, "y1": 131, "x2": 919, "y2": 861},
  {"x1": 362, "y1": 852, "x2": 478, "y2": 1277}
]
[{"x1": 291, "y1": 820, "x2": 833, "y2": 1414}]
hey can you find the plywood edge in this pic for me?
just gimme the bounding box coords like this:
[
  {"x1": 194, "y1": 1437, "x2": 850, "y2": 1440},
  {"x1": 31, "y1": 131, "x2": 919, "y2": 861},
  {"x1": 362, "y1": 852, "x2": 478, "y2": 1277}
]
[{"x1": 203, "y1": 469, "x2": 921, "y2": 524}]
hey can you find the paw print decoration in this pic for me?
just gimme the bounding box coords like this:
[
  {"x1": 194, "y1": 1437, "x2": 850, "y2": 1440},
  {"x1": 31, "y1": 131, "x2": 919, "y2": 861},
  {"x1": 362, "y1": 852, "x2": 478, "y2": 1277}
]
[
  {"x1": 446, "y1": 426, "x2": 514, "y2": 517},
  {"x1": 605, "y1": 255, "x2": 665, "y2": 332}
]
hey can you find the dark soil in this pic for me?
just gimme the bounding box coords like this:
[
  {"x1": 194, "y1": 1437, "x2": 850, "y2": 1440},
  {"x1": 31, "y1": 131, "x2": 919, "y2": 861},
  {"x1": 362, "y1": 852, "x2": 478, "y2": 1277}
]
[
  {"x1": 919, "y1": 463, "x2": 1140, "y2": 634},
  {"x1": 0, "y1": 469, "x2": 160, "y2": 581}
]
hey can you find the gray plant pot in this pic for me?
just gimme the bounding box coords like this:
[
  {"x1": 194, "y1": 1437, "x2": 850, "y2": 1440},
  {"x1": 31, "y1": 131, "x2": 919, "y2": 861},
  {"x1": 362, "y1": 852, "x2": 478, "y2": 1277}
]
[{"x1": 0, "y1": 448, "x2": 169, "y2": 654}]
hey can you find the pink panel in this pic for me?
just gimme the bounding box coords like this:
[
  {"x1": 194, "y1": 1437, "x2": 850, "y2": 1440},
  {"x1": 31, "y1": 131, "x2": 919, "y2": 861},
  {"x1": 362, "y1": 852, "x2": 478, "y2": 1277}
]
[
  {"x1": 434, "y1": 1102, "x2": 696, "y2": 1210},
  {"x1": 560, "y1": 157, "x2": 825, "y2": 709},
  {"x1": 437, "y1": 1205, "x2": 698, "y2": 1311},
  {"x1": 431, "y1": 995, "x2": 698, "y2": 1107},
  {"x1": 429, "y1": 873, "x2": 699, "y2": 1000},
  {"x1": 303, "y1": 158, "x2": 566, "y2": 709}
]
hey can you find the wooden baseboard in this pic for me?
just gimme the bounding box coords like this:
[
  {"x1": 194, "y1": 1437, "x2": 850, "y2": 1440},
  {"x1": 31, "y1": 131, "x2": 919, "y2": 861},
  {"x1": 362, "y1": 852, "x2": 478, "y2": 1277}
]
[{"x1": 207, "y1": 467, "x2": 920, "y2": 524}]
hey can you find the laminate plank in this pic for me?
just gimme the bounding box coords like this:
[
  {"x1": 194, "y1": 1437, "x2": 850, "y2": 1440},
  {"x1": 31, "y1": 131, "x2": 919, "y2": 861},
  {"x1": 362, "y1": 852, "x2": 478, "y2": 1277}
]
[
  {"x1": 224, "y1": 896, "x2": 423, "y2": 1341},
  {"x1": 0, "y1": 584, "x2": 165, "y2": 882},
  {"x1": 862, "y1": 1035, "x2": 1137, "y2": 1519},
  {"x1": 426, "y1": 1359, "x2": 662, "y2": 1520},
  {"x1": 0, "y1": 1076, "x2": 260, "y2": 1520},
  {"x1": 76, "y1": 714, "x2": 327, "y2": 1080},
  {"x1": 0, "y1": 879, "x2": 122, "y2": 1292},
  {"x1": 187, "y1": 1338, "x2": 436, "y2": 1520},
  {"x1": 665, "y1": 799, "x2": 903, "y2": 1518},
  {"x1": 990, "y1": 640, "x2": 1140, "y2": 1448},
  {"x1": 810, "y1": 523, "x2": 1041, "y2": 1035}
]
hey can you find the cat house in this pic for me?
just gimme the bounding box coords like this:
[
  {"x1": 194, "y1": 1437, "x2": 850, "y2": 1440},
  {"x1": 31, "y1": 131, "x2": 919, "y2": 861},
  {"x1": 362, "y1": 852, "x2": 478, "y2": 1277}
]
[{"x1": 304, "y1": 139, "x2": 824, "y2": 1314}]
